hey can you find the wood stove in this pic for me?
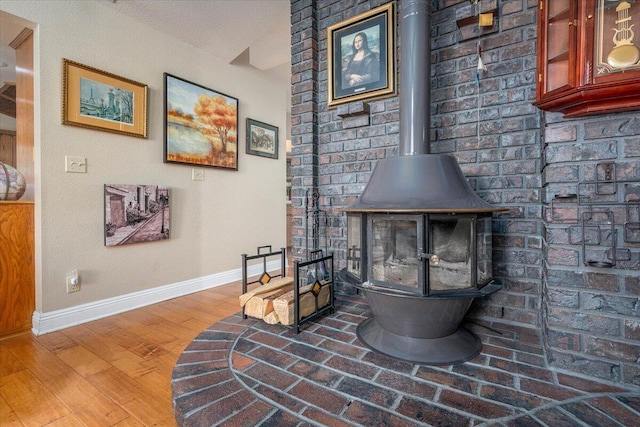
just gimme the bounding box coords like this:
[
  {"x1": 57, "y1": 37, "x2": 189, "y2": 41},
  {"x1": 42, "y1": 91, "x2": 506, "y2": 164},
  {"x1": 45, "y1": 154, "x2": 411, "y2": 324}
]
[{"x1": 341, "y1": 0, "x2": 506, "y2": 365}]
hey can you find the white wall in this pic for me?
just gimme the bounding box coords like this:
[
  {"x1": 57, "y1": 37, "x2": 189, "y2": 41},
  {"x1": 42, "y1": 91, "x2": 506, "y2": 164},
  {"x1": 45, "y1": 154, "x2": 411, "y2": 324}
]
[{"x1": 0, "y1": 1, "x2": 288, "y2": 319}]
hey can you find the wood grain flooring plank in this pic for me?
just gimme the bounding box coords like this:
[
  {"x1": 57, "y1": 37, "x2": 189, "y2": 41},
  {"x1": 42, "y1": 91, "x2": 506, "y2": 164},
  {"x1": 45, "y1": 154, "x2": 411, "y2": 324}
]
[
  {"x1": 0, "y1": 343, "x2": 25, "y2": 377},
  {"x1": 0, "y1": 393, "x2": 25, "y2": 426},
  {"x1": 46, "y1": 370, "x2": 130, "y2": 426},
  {"x1": 3, "y1": 334, "x2": 72, "y2": 381},
  {"x1": 0, "y1": 281, "x2": 241, "y2": 426},
  {"x1": 0, "y1": 369, "x2": 70, "y2": 426},
  {"x1": 54, "y1": 344, "x2": 112, "y2": 378}
]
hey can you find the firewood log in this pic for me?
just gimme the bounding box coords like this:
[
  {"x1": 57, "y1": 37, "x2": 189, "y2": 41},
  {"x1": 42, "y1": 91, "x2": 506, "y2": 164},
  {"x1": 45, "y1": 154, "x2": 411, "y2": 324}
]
[
  {"x1": 239, "y1": 276, "x2": 294, "y2": 307},
  {"x1": 263, "y1": 311, "x2": 280, "y2": 325},
  {"x1": 273, "y1": 281, "x2": 331, "y2": 326},
  {"x1": 243, "y1": 284, "x2": 293, "y2": 319}
]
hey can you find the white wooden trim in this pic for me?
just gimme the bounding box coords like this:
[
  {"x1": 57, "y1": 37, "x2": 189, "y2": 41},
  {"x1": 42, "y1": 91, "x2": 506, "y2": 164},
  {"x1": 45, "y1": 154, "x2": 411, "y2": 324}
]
[{"x1": 31, "y1": 260, "x2": 283, "y2": 335}]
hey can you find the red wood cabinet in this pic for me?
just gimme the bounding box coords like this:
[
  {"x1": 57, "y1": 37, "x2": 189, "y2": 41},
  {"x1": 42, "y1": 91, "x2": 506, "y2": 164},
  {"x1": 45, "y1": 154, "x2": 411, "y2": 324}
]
[{"x1": 534, "y1": 0, "x2": 640, "y2": 117}]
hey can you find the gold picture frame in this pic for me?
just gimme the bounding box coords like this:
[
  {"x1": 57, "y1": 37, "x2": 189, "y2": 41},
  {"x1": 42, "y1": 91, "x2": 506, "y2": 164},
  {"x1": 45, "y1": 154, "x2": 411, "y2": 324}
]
[
  {"x1": 327, "y1": 2, "x2": 396, "y2": 107},
  {"x1": 62, "y1": 59, "x2": 148, "y2": 139}
]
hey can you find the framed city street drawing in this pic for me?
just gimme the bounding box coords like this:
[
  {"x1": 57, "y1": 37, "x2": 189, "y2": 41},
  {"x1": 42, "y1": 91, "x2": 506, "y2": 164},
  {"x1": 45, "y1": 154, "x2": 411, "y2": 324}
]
[
  {"x1": 327, "y1": 2, "x2": 396, "y2": 107},
  {"x1": 246, "y1": 118, "x2": 279, "y2": 159},
  {"x1": 164, "y1": 73, "x2": 239, "y2": 170},
  {"x1": 62, "y1": 59, "x2": 148, "y2": 138},
  {"x1": 104, "y1": 184, "x2": 169, "y2": 247}
]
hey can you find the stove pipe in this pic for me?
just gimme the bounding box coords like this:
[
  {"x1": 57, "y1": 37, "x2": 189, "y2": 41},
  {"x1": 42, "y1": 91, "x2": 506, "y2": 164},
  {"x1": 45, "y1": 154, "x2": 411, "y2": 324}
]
[
  {"x1": 345, "y1": 0, "x2": 502, "y2": 214},
  {"x1": 399, "y1": 0, "x2": 430, "y2": 156}
]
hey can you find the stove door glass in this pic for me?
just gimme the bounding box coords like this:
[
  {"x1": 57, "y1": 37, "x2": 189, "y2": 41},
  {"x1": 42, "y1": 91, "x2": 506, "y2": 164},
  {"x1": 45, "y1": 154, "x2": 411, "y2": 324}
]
[
  {"x1": 346, "y1": 214, "x2": 363, "y2": 279},
  {"x1": 429, "y1": 215, "x2": 473, "y2": 291},
  {"x1": 476, "y1": 215, "x2": 493, "y2": 286},
  {"x1": 370, "y1": 215, "x2": 421, "y2": 292}
]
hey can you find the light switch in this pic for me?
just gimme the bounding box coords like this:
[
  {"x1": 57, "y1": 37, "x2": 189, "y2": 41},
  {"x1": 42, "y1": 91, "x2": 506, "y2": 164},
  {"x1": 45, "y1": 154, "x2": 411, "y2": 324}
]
[
  {"x1": 65, "y1": 156, "x2": 87, "y2": 173},
  {"x1": 192, "y1": 168, "x2": 204, "y2": 181}
]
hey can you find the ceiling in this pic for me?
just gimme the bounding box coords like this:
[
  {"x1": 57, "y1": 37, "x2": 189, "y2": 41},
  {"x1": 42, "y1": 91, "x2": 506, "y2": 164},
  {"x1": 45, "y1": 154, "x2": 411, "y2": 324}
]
[{"x1": 0, "y1": 0, "x2": 292, "y2": 118}]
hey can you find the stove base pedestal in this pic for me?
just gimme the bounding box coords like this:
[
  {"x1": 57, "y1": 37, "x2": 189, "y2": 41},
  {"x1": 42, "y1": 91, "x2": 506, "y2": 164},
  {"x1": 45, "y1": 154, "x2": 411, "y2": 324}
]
[{"x1": 356, "y1": 317, "x2": 482, "y2": 365}]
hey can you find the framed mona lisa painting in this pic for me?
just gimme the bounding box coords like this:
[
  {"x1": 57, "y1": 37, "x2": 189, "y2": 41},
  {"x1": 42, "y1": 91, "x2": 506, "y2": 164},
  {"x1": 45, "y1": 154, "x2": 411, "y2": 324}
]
[{"x1": 327, "y1": 2, "x2": 396, "y2": 107}]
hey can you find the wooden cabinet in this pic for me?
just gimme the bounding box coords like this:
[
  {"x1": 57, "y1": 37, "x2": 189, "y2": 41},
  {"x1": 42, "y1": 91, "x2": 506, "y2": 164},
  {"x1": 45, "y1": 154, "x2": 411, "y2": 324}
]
[
  {"x1": 0, "y1": 202, "x2": 34, "y2": 337},
  {"x1": 534, "y1": 0, "x2": 640, "y2": 117}
]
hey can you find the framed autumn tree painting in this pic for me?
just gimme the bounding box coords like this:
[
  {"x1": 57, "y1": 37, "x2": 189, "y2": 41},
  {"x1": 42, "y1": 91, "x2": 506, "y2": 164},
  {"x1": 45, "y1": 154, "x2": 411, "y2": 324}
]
[{"x1": 163, "y1": 73, "x2": 238, "y2": 170}]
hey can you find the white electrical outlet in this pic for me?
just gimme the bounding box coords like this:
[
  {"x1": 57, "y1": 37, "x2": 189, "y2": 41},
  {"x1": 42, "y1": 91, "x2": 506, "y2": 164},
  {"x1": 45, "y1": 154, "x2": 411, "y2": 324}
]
[
  {"x1": 192, "y1": 168, "x2": 204, "y2": 181},
  {"x1": 67, "y1": 270, "x2": 80, "y2": 293}
]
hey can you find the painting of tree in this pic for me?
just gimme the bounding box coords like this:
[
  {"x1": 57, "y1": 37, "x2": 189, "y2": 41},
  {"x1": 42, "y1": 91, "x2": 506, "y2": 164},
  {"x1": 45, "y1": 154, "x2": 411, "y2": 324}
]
[
  {"x1": 164, "y1": 74, "x2": 238, "y2": 170},
  {"x1": 194, "y1": 94, "x2": 237, "y2": 155}
]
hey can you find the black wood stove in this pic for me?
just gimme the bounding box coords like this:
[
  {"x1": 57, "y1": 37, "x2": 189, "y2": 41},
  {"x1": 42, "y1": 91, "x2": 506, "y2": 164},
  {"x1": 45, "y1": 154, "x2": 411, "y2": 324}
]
[{"x1": 341, "y1": 0, "x2": 506, "y2": 365}]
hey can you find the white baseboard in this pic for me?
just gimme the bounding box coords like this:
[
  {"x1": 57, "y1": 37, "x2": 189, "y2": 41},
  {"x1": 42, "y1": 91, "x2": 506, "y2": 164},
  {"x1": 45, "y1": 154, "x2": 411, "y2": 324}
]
[{"x1": 31, "y1": 260, "x2": 283, "y2": 335}]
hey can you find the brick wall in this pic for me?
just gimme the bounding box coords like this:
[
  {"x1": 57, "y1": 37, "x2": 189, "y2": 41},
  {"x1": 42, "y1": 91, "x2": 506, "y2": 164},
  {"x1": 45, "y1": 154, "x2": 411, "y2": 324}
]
[
  {"x1": 542, "y1": 112, "x2": 640, "y2": 385},
  {"x1": 290, "y1": 0, "x2": 640, "y2": 386}
]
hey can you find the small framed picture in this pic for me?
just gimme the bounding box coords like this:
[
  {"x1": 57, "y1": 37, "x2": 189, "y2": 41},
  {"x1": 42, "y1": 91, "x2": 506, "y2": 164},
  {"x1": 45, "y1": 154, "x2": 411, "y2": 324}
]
[
  {"x1": 164, "y1": 73, "x2": 239, "y2": 170},
  {"x1": 62, "y1": 59, "x2": 148, "y2": 138},
  {"x1": 246, "y1": 118, "x2": 279, "y2": 159},
  {"x1": 327, "y1": 2, "x2": 396, "y2": 107}
]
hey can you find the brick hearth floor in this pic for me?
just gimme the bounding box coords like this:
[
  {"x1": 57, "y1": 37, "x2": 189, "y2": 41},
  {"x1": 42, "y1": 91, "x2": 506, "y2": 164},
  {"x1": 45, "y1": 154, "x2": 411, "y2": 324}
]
[{"x1": 172, "y1": 294, "x2": 640, "y2": 426}]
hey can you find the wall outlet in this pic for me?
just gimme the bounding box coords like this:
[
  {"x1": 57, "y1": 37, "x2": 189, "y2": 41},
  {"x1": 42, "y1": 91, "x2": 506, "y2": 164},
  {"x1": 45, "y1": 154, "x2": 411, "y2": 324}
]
[
  {"x1": 192, "y1": 168, "x2": 204, "y2": 181},
  {"x1": 67, "y1": 270, "x2": 80, "y2": 293}
]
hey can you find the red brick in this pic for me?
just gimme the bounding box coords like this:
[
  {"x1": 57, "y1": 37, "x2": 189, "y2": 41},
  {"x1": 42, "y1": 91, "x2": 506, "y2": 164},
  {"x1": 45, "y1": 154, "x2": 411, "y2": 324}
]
[
  {"x1": 556, "y1": 373, "x2": 626, "y2": 393},
  {"x1": 301, "y1": 407, "x2": 354, "y2": 427},
  {"x1": 520, "y1": 378, "x2": 580, "y2": 401},
  {"x1": 245, "y1": 330, "x2": 290, "y2": 349},
  {"x1": 245, "y1": 346, "x2": 297, "y2": 368},
  {"x1": 395, "y1": 397, "x2": 472, "y2": 426},
  {"x1": 452, "y1": 363, "x2": 515, "y2": 387},
  {"x1": 174, "y1": 379, "x2": 242, "y2": 415},
  {"x1": 288, "y1": 360, "x2": 342, "y2": 387},
  {"x1": 325, "y1": 355, "x2": 379, "y2": 379},
  {"x1": 172, "y1": 369, "x2": 233, "y2": 396},
  {"x1": 283, "y1": 341, "x2": 331, "y2": 363},
  {"x1": 183, "y1": 340, "x2": 231, "y2": 352},
  {"x1": 343, "y1": 401, "x2": 420, "y2": 427},
  {"x1": 415, "y1": 367, "x2": 479, "y2": 394},
  {"x1": 319, "y1": 338, "x2": 367, "y2": 358},
  {"x1": 534, "y1": 407, "x2": 585, "y2": 426},
  {"x1": 589, "y1": 396, "x2": 640, "y2": 427},
  {"x1": 376, "y1": 371, "x2": 437, "y2": 400},
  {"x1": 243, "y1": 362, "x2": 299, "y2": 390},
  {"x1": 253, "y1": 384, "x2": 305, "y2": 413},
  {"x1": 176, "y1": 349, "x2": 227, "y2": 364},
  {"x1": 183, "y1": 390, "x2": 255, "y2": 426},
  {"x1": 438, "y1": 389, "x2": 513, "y2": 418},
  {"x1": 489, "y1": 358, "x2": 554, "y2": 382},
  {"x1": 482, "y1": 343, "x2": 515, "y2": 359},
  {"x1": 515, "y1": 351, "x2": 546, "y2": 367},
  {"x1": 231, "y1": 353, "x2": 254, "y2": 371},
  {"x1": 337, "y1": 376, "x2": 397, "y2": 408},
  {"x1": 563, "y1": 401, "x2": 625, "y2": 426},
  {"x1": 289, "y1": 380, "x2": 350, "y2": 414},
  {"x1": 217, "y1": 399, "x2": 273, "y2": 426},
  {"x1": 480, "y1": 385, "x2": 549, "y2": 410},
  {"x1": 171, "y1": 360, "x2": 228, "y2": 379}
]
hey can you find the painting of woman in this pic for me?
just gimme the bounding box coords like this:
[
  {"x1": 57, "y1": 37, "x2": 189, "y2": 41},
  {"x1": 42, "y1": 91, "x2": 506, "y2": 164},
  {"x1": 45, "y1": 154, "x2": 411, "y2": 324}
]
[{"x1": 342, "y1": 32, "x2": 380, "y2": 89}]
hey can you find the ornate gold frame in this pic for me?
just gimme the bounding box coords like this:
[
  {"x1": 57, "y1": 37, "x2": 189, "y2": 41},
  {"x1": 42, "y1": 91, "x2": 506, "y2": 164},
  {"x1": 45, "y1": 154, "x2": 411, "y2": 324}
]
[{"x1": 62, "y1": 59, "x2": 148, "y2": 139}]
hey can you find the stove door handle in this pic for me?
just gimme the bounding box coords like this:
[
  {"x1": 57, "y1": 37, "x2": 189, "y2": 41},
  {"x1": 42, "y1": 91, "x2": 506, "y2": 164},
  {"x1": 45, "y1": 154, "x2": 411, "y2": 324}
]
[{"x1": 418, "y1": 253, "x2": 440, "y2": 265}]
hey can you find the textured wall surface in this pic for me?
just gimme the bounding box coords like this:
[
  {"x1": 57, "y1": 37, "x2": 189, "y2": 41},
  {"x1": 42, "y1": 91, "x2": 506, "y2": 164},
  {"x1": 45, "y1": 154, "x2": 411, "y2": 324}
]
[{"x1": 290, "y1": 0, "x2": 640, "y2": 386}]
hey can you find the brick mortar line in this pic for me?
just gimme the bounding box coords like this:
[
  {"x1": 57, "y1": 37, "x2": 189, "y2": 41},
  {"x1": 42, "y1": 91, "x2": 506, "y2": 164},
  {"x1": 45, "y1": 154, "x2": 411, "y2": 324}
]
[
  {"x1": 235, "y1": 325, "x2": 519, "y2": 424},
  {"x1": 180, "y1": 385, "x2": 248, "y2": 420},
  {"x1": 474, "y1": 391, "x2": 640, "y2": 427},
  {"x1": 228, "y1": 335, "x2": 350, "y2": 427},
  {"x1": 232, "y1": 326, "x2": 460, "y2": 425}
]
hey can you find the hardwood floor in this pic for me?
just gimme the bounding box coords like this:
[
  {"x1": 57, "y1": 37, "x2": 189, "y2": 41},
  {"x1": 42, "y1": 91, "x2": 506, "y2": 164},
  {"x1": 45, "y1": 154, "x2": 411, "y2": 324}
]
[{"x1": 0, "y1": 281, "x2": 242, "y2": 426}]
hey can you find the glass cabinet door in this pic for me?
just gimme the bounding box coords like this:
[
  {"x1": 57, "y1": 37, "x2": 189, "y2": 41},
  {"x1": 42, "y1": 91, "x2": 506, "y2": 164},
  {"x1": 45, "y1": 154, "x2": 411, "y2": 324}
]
[{"x1": 538, "y1": 0, "x2": 577, "y2": 97}]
